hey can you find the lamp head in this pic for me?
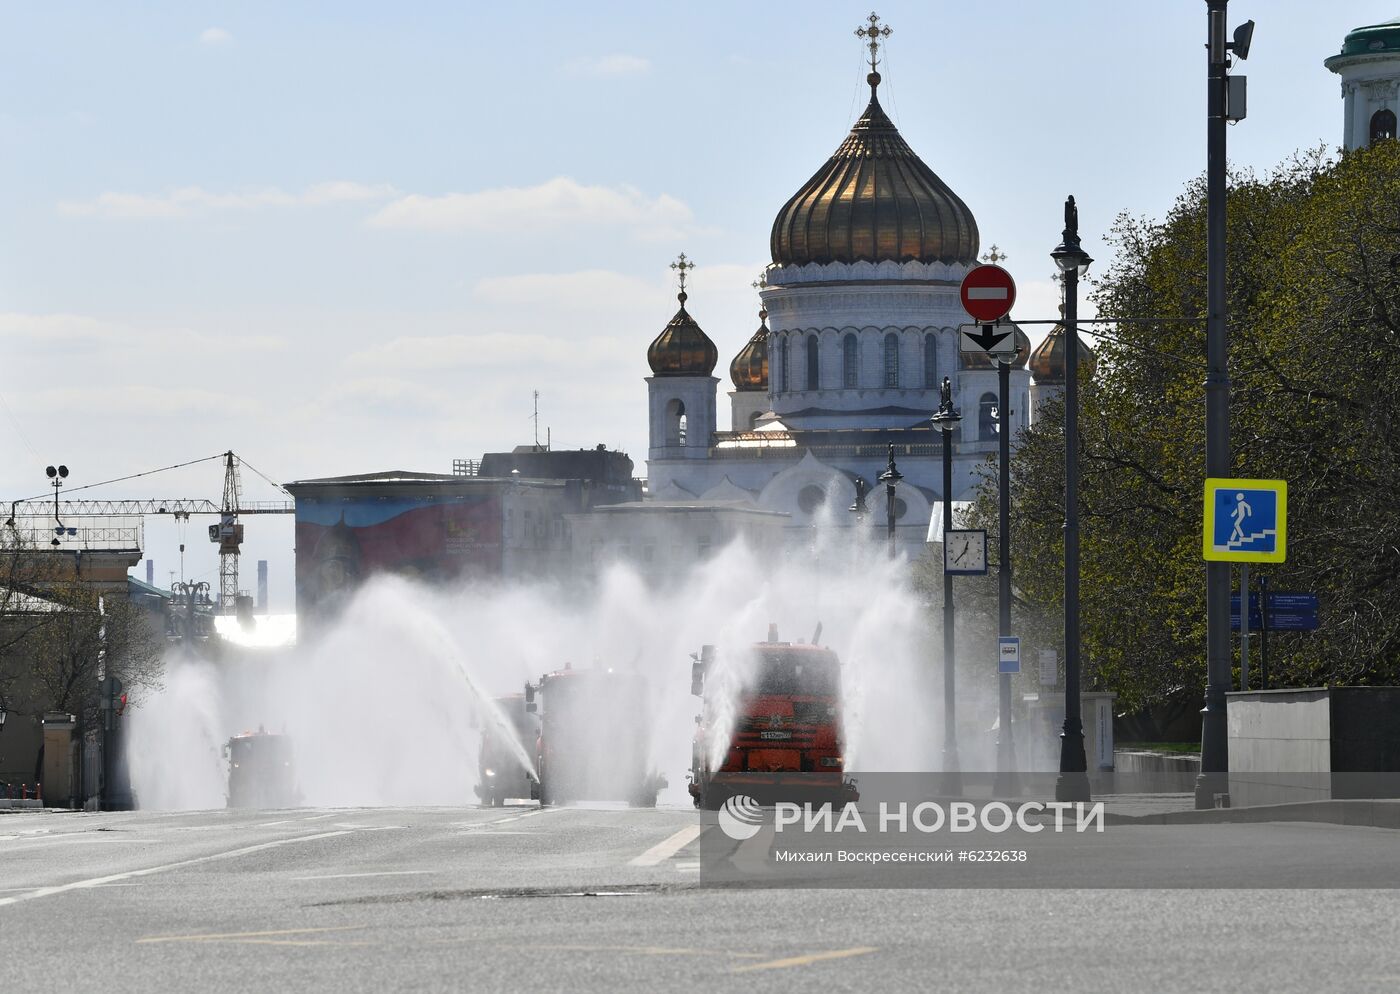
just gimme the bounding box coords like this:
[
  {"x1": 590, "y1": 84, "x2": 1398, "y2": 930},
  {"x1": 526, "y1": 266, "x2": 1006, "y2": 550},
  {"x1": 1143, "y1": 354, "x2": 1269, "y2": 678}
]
[
  {"x1": 46, "y1": 465, "x2": 57, "y2": 479},
  {"x1": 1230, "y1": 20, "x2": 1254, "y2": 60}
]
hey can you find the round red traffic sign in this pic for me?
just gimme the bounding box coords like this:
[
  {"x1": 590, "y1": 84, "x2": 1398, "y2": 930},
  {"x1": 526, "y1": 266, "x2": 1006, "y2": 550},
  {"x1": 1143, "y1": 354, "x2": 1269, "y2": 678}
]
[{"x1": 959, "y1": 264, "x2": 1017, "y2": 323}]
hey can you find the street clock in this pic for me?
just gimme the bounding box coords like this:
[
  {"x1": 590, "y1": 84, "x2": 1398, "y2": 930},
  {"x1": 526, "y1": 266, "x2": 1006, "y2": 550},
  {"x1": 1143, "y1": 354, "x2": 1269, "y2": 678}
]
[{"x1": 944, "y1": 528, "x2": 988, "y2": 575}]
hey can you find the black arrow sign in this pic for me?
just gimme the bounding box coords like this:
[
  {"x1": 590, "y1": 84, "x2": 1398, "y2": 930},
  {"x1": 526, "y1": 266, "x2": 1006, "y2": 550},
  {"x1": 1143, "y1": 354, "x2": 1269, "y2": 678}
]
[{"x1": 967, "y1": 324, "x2": 1012, "y2": 352}]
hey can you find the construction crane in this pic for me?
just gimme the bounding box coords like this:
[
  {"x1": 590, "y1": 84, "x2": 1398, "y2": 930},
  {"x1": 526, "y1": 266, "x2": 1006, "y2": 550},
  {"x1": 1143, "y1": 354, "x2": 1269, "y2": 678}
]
[{"x1": 5, "y1": 450, "x2": 294, "y2": 611}]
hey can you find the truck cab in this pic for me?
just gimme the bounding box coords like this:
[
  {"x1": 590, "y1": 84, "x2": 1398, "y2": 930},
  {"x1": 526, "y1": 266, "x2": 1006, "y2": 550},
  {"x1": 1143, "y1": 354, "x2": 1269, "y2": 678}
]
[
  {"x1": 474, "y1": 693, "x2": 539, "y2": 807},
  {"x1": 224, "y1": 729, "x2": 300, "y2": 809},
  {"x1": 688, "y1": 626, "x2": 855, "y2": 810}
]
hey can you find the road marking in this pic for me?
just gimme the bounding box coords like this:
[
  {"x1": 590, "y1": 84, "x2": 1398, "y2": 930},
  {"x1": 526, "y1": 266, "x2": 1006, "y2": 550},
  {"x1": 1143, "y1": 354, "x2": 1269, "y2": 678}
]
[
  {"x1": 138, "y1": 926, "x2": 364, "y2": 945},
  {"x1": 258, "y1": 819, "x2": 295, "y2": 827},
  {"x1": 0, "y1": 830, "x2": 353, "y2": 908},
  {"x1": 444, "y1": 942, "x2": 763, "y2": 959},
  {"x1": 290, "y1": 870, "x2": 433, "y2": 881},
  {"x1": 301, "y1": 813, "x2": 337, "y2": 822},
  {"x1": 457, "y1": 807, "x2": 557, "y2": 832},
  {"x1": 629, "y1": 824, "x2": 703, "y2": 866},
  {"x1": 731, "y1": 947, "x2": 879, "y2": 973}
]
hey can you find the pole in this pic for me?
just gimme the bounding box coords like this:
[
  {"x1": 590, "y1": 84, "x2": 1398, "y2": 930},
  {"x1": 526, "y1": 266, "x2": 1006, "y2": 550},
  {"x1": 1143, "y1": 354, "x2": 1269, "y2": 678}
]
[
  {"x1": 1239, "y1": 564, "x2": 1250, "y2": 691},
  {"x1": 942, "y1": 398, "x2": 960, "y2": 791},
  {"x1": 878, "y1": 444, "x2": 902, "y2": 560},
  {"x1": 1260, "y1": 574, "x2": 1270, "y2": 690},
  {"x1": 994, "y1": 356, "x2": 1018, "y2": 795},
  {"x1": 1196, "y1": 0, "x2": 1233, "y2": 810},
  {"x1": 1056, "y1": 208, "x2": 1090, "y2": 803}
]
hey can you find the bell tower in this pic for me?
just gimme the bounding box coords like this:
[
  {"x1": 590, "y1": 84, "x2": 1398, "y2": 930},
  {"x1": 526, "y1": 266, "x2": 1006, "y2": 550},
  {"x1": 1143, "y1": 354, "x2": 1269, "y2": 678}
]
[
  {"x1": 646, "y1": 254, "x2": 719, "y2": 466},
  {"x1": 1326, "y1": 17, "x2": 1400, "y2": 150}
]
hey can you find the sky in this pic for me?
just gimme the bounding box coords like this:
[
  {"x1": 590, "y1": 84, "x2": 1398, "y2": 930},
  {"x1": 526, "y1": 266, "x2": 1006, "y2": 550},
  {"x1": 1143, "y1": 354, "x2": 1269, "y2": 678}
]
[{"x1": 1, "y1": 1, "x2": 1393, "y2": 608}]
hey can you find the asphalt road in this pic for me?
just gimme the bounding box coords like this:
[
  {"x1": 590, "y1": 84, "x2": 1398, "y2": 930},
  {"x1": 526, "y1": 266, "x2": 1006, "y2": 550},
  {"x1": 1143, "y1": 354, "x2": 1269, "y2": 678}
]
[{"x1": 3, "y1": 804, "x2": 1400, "y2": 993}]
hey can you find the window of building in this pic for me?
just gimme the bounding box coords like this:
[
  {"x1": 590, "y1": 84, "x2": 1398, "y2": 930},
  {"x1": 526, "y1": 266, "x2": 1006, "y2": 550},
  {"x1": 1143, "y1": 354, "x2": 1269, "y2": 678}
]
[
  {"x1": 779, "y1": 337, "x2": 789, "y2": 393},
  {"x1": 924, "y1": 333, "x2": 937, "y2": 388},
  {"x1": 1371, "y1": 108, "x2": 1397, "y2": 144},
  {"x1": 665, "y1": 398, "x2": 686, "y2": 446},
  {"x1": 843, "y1": 333, "x2": 858, "y2": 388},
  {"x1": 806, "y1": 334, "x2": 820, "y2": 391},
  {"x1": 979, "y1": 392, "x2": 998, "y2": 440},
  {"x1": 883, "y1": 332, "x2": 899, "y2": 388}
]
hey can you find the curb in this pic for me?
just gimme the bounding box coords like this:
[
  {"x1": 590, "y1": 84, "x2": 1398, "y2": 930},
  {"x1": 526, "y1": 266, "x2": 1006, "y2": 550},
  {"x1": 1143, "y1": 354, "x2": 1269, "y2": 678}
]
[{"x1": 1107, "y1": 798, "x2": 1400, "y2": 830}]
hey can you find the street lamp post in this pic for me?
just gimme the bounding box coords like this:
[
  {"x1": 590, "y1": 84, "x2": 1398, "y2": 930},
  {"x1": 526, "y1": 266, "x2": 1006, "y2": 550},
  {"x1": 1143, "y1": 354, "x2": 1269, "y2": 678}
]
[
  {"x1": 1052, "y1": 195, "x2": 1092, "y2": 803},
  {"x1": 878, "y1": 444, "x2": 902, "y2": 560},
  {"x1": 45, "y1": 464, "x2": 73, "y2": 547},
  {"x1": 930, "y1": 378, "x2": 962, "y2": 791},
  {"x1": 1197, "y1": 0, "x2": 1252, "y2": 811},
  {"x1": 993, "y1": 348, "x2": 1019, "y2": 796}
]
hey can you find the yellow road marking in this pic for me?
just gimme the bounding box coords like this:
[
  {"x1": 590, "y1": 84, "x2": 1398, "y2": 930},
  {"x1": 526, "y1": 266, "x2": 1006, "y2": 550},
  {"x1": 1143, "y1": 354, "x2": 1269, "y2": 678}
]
[
  {"x1": 138, "y1": 926, "x2": 364, "y2": 944},
  {"x1": 731, "y1": 947, "x2": 879, "y2": 972}
]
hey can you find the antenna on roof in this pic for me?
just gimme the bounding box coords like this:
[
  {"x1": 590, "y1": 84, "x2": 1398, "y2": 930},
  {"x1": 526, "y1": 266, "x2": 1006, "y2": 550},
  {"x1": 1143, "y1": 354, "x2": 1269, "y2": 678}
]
[{"x1": 533, "y1": 390, "x2": 540, "y2": 449}]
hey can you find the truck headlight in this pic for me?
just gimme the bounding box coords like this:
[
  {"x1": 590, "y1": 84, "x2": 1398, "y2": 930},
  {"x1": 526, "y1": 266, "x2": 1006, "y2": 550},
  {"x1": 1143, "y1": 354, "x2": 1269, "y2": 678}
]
[
  {"x1": 484, "y1": 769, "x2": 496, "y2": 777},
  {"x1": 820, "y1": 757, "x2": 842, "y2": 768}
]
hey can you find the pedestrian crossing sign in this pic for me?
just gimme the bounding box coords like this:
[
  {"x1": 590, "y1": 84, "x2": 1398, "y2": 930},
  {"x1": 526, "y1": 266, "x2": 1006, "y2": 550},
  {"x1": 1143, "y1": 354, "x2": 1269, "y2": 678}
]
[{"x1": 1203, "y1": 478, "x2": 1287, "y2": 563}]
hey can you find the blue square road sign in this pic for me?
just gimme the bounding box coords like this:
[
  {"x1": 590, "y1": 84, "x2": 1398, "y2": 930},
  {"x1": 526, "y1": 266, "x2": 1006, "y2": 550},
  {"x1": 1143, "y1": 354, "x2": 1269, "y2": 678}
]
[{"x1": 1203, "y1": 478, "x2": 1287, "y2": 563}]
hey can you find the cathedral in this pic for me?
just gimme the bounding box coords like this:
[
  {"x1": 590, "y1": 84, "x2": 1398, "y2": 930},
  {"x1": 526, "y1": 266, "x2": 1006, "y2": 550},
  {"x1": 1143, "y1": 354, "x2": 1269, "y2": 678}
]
[{"x1": 641, "y1": 15, "x2": 1089, "y2": 554}]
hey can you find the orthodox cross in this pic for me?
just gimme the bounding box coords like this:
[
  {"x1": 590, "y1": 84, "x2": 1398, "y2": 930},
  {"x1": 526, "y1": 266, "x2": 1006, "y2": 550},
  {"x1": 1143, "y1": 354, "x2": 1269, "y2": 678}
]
[
  {"x1": 670, "y1": 253, "x2": 695, "y2": 295},
  {"x1": 982, "y1": 245, "x2": 1008, "y2": 264},
  {"x1": 855, "y1": 12, "x2": 892, "y2": 72}
]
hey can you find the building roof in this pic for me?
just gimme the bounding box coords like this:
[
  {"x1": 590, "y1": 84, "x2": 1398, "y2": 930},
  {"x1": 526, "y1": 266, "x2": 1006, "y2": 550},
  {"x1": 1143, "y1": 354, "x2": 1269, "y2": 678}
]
[
  {"x1": 1336, "y1": 16, "x2": 1400, "y2": 58},
  {"x1": 729, "y1": 308, "x2": 770, "y2": 392},
  {"x1": 648, "y1": 291, "x2": 719, "y2": 377},
  {"x1": 769, "y1": 72, "x2": 978, "y2": 267}
]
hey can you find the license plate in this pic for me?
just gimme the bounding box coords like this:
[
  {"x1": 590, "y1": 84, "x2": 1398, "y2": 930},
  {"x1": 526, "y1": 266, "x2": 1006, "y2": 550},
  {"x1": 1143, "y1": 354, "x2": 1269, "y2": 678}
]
[{"x1": 759, "y1": 731, "x2": 793, "y2": 741}]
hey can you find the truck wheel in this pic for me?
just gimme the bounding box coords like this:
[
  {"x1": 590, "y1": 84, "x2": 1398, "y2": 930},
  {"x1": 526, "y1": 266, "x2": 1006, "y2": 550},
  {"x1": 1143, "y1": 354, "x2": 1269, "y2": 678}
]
[{"x1": 701, "y1": 786, "x2": 727, "y2": 811}]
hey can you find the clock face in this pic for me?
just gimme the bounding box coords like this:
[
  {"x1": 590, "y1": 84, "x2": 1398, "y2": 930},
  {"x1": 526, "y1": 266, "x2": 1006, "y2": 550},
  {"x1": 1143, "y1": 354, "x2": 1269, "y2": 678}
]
[{"x1": 944, "y1": 529, "x2": 987, "y2": 574}]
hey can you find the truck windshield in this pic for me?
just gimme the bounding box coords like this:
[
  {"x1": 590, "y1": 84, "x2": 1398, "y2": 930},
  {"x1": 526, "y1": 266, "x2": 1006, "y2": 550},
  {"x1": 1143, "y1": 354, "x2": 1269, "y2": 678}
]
[{"x1": 747, "y1": 652, "x2": 839, "y2": 696}]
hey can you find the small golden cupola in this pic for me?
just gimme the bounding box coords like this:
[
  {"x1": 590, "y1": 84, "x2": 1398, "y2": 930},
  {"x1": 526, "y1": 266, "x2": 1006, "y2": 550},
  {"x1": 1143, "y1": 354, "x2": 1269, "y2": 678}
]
[
  {"x1": 770, "y1": 14, "x2": 978, "y2": 268},
  {"x1": 1028, "y1": 306, "x2": 1098, "y2": 384},
  {"x1": 647, "y1": 253, "x2": 719, "y2": 377},
  {"x1": 729, "y1": 306, "x2": 770, "y2": 392}
]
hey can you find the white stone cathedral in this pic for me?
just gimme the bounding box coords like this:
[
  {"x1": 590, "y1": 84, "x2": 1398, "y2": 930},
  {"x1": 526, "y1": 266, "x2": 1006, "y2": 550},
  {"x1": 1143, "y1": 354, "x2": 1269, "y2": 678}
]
[{"x1": 639, "y1": 19, "x2": 1088, "y2": 554}]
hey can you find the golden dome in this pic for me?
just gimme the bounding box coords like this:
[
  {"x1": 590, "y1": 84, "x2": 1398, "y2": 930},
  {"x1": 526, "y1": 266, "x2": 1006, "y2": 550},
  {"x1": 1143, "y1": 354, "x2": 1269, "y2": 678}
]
[
  {"x1": 730, "y1": 308, "x2": 770, "y2": 392},
  {"x1": 648, "y1": 291, "x2": 719, "y2": 377},
  {"x1": 770, "y1": 73, "x2": 979, "y2": 267},
  {"x1": 1028, "y1": 309, "x2": 1098, "y2": 383},
  {"x1": 961, "y1": 322, "x2": 1032, "y2": 370}
]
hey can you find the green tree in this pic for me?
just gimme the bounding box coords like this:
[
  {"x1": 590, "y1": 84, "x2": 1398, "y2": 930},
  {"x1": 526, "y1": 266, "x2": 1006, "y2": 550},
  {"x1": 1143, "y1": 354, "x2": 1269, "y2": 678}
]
[{"x1": 971, "y1": 142, "x2": 1400, "y2": 715}]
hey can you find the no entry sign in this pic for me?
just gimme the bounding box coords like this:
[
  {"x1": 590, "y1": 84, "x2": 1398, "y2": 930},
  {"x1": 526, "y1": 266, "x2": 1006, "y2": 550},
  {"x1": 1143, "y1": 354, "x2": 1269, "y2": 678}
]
[{"x1": 960, "y1": 264, "x2": 1017, "y2": 323}]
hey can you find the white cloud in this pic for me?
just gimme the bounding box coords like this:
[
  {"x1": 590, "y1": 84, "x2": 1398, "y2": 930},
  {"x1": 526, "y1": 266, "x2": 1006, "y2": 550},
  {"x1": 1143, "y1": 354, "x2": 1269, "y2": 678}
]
[
  {"x1": 200, "y1": 27, "x2": 233, "y2": 46},
  {"x1": 57, "y1": 182, "x2": 397, "y2": 220},
  {"x1": 564, "y1": 54, "x2": 651, "y2": 78},
  {"x1": 366, "y1": 177, "x2": 692, "y2": 236},
  {"x1": 0, "y1": 312, "x2": 286, "y2": 352}
]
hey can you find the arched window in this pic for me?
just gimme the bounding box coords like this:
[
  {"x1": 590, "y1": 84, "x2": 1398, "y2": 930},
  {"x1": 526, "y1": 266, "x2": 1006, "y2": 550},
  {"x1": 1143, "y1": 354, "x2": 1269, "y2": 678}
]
[
  {"x1": 806, "y1": 334, "x2": 820, "y2": 391},
  {"x1": 883, "y1": 332, "x2": 899, "y2": 388},
  {"x1": 1371, "y1": 108, "x2": 1396, "y2": 145},
  {"x1": 665, "y1": 398, "x2": 686, "y2": 446},
  {"x1": 779, "y1": 337, "x2": 789, "y2": 393},
  {"x1": 923, "y1": 333, "x2": 937, "y2": 388},
  {"x1": 843, "y1": 333, "x2": 858, "y2": 388},
  {"x1": 979, "y1": 392, "x2": 998, "y2": 440}
]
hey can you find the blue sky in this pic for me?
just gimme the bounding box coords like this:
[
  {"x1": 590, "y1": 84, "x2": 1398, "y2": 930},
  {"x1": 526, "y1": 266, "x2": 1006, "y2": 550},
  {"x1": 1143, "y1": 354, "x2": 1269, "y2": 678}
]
[{"x1": 1, "y1": 2, "x2": 1392, "y2": 606}]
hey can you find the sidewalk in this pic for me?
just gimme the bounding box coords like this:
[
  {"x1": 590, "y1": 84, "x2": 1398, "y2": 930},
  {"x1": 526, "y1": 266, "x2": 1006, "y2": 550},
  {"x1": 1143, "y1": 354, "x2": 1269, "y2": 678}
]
[{"x1": 1100, "y1": 792, "x2": 1400, "y2": 830}]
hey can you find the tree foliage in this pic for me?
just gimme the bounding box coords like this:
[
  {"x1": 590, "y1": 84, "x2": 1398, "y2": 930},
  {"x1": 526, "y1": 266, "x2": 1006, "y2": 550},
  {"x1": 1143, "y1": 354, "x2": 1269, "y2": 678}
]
[{"x1": 971, "y1": 143, "x2": 1400, "y2": 711}]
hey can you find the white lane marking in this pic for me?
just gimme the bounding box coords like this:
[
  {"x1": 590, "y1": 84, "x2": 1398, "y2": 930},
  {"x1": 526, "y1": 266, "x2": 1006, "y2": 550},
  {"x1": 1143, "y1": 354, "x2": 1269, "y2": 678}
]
[
  {"x1": 290, "y1": 870, "x2": 432, "y2": 881},
  {"x1": 301, "y1": 814, "x2": 337, "y2": 822},
  {"x1": 629, "y1": 824, "x2": 704, "y2": 867},
  {"x1": 258, "y1": 820, "x2": 295, "y2": 827},
  {"x1": 0, "y1": 830, "x2": 353, "y2": 908},
  {"x1": 457, "y1": 807, "x2": 558, "y2": 832}
]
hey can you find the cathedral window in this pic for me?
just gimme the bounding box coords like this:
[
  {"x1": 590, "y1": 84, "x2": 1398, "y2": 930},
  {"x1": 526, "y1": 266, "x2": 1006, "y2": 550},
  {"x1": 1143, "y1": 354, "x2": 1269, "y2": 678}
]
[
  {"x1": 923, "y1": 333, "x2": 937, "y2": 388},
  {"x1": 979, "y1": 392, "x2": 998, "y2": 441},
  {"x1": 843, "y1": 333, "x2": 858, "y2": 388},
  {"x1": 806, "y1": 334, "x2": 820, "y2": 390},
  {"x1": 1371, "y1": 108, "x2": 1396, "y2": 145},
  {"x1": 780, "y1": 337, "x2": 790, "y2": 393},
  {"x1": 665, "y1": 398, "x2": 686, "y2": 446},
  {"x1": 883, "y1": 333, "x2": 899, "y2": 388}
]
